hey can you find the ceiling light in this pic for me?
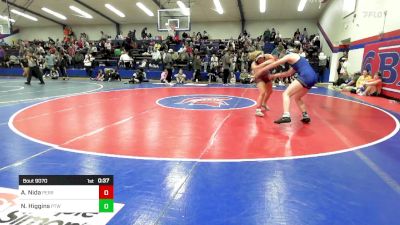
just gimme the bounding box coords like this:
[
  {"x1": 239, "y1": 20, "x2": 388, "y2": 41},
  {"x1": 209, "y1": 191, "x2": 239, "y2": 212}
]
[
  {"x1": 297, "y1": 0, "x2": 307, "y2": 11},
  {"x1": 105, "y1": 4, "x2": 125, "y2": 17},
  {"x1": 136, "y1": 2, "x2": 154, "y2": 17},
  {"x1": 0, "y1": 15, "x2": 15, "y2": 23},
  {"x1": 213, "y1": 0, "x2": 223, "y2": 14},
  {"x1": 177, "y1": 1, "x2": 190, "y2": 16},
  {"x1": 41, "y1": 7, "x2": 67, "y2": 20},
  {"x1": 10, "y1": 9, "x2": 38, "y2": 21},
  {"x1": 69, "y1": 6, "x2": 93, "y2": 19},
  {"x1": 260, "y1": 0, "x2": 266, "y2": 13}
]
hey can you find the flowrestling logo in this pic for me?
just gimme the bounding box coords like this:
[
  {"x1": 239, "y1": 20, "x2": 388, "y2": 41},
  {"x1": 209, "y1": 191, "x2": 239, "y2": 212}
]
[
  {"x1": 156, "y1": 95, "x2": 256, "y2": 110},
  {"x1": 0, "y1": 187, "x2": 124, "y2": 225}
]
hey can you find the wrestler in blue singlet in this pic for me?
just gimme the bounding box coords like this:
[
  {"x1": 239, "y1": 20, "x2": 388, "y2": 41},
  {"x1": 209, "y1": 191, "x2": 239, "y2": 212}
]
[{"x1": 291, "y1": 57, "x2": 318, "y2": 89}]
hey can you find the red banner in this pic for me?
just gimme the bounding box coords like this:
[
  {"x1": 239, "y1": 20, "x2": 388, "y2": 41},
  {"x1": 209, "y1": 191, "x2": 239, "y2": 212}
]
[{"x1": 362, "y1": 39, "x2": 400, "y2": 99}]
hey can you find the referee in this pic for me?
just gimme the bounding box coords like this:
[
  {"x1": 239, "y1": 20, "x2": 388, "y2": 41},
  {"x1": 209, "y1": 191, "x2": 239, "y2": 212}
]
[{"x1": 25, "y1": 52, "x2": 45, "y2": 85}]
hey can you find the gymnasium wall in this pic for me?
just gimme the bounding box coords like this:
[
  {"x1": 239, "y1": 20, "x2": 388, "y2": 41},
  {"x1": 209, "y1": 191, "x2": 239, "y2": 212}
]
[
  {"x1": 319, "y1": 0, "x2": 399, "y2": 74},
  {"x1": 6, "y1": 19, "x2": 318, "y2": 43}
]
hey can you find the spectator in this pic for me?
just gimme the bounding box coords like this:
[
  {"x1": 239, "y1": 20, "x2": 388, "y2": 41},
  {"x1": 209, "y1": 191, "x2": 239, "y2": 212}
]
[
  {"x1": 203, "y1": 30, "x2": 209, "y2": 39},
  {"x1": 116, "y1": 32, "x2": 124, "y2": 40},
  {"x1": 100, "y1": 31, "x2": 108, "y2": 40},
  {"x1": 361, "y1": 71, "x2": 383, "y2": 96},
  {"x1": 83, "y1": 52, "x2": 94, "y2": 78},
  {"x1": 230, "y1": 72, "x2": 236, "y2": 84},
  {"x1": 151, "y1": 49, "x2": 162, "y2": 67},
  {"x1": 334, "y1": 55, "x2": 350, "y2": 85},
  {"x1": 239, "y1": 69, "x2": 251, "y2": 84},
  {"x1": 193, "y1": 55, "x2": 202, "y2": 82},
  {"x1": 43, "y1": 51, "x2": 55, "y2": 77},
  {"x1": 263, "y1": 29, "x2": 270, "y2": 42},
  {"x1": 129, "y1": 68, "x2": 146, "y2": 83},
  {"x1": 141, "y1": 27, "x2": 148, "y2": 39},
  {"x1": 119, "y1": 50, "x2": 133, "y2": 68},
  {"x1": 337, "y1": 72, "x2": 361, "y2": 92},
  {"x1": 337, "y1": 52, "x2": 347, "y2": 77},
  {"x1": 210, "y1": 53, "x2": 219, "y2": 73},
  {"x1": 114, "y1": 46, "x2": 122, "y2": 57},
  {"x1": 318, "y1": 52, "x2": 328, "y2": 83},
  {"x1": 340, "y1": 57, "x2": 349, "y2": 76},
  {"x1": 302, "y1": 28, "x2": 308, "y2": 41},
  {"x1": 59, "y1": 52, "x2": 68, "y2": 80},
  {"x1": 354, "y1": 69, "x2": 372, "y2": 94},
  {"x1": 160, "y1": 68, "x2": 172, "y2": 85},
  {"x1": 20, "y1": 53, "x2": 29, "y2": 77},
  {"x1": 93, "y1": 69, "x2": 104, "y2": 81},
  {"x1": 163, "y1": 49, "x2": 173, "y2": 80},
  {"x1": 174, "y1": 68, "x2": 186, "y2": 84},
  {"x1": 270, "y1": 28, "x2": 276, "y2": 41},
  {"x1": 221, "y1": 51, "x2": 231, "y2": 84},
  {"x1": 294, "y1": 28, "x2": 301, "y2": 37},
  {"x1": 104, "y1": 68, "x2": 121, "y2": 81},
  {"x1": 203, "y1": 54, "x2": 210, "y2": 72}
]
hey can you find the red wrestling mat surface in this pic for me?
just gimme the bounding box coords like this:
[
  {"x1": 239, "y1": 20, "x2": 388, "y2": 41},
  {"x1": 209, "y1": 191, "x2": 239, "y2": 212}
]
[{"x1": 10, "y1": 88, "x2": 398, "y2": 161}]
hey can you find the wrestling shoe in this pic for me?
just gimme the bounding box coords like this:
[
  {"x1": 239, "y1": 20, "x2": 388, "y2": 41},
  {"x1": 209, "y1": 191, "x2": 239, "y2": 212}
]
[
  {"x1": 301, "y1": 112, "x2": 311, "y2": 123},
  {"x1": 255, "y1": 109, "x2": 264, "y2": 117},
  {"x1": 274, "y1": 117, "x2": 291, "y2": 124}
]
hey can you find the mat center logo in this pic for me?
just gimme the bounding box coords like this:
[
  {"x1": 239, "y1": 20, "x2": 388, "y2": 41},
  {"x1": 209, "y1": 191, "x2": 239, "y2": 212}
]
[{"x1": 157, "y1": 95, "x2": 256, "y2": 110}]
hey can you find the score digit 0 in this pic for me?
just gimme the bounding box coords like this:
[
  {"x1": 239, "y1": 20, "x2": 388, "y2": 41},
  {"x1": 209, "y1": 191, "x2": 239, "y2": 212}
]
[{"x1": 99, "y1": 185, "x2": 113, "y2": 199}]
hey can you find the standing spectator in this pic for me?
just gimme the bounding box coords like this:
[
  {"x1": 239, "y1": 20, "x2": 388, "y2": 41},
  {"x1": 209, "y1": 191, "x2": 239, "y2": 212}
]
[
  {"x1": 270, "y1": 28, "x2": 276, "y2": 41},
  {"x1": 221, "y1": 51, "x2": 231, "y2": 84},
  {"x1": 210, "y1": 54, "x2": 219, "y2": 73},
  {"x1": 337, "y1": 52, "x2": 347, "y2": 77},
  {"x1": 263, "y1": 29, "x2": 271, "y2": 42},
  {"x1": 116, "y1": 32, "x2": 124, "y2": 40},
  {"x1": 43, "y1": 51, "x2": 55, "y2": 77},
  {"x1": 203, "y1": 54, "x2": 210, "y2": 72},
  {"x1": 230, "y1": 52, "x2": 237, "y2": 72},
  {"x1": 100, "y1": 31, "x2": 108, "y2": 40},
  {"x1": 141, "y1": 27, "x2": 148, "y2": 40},
  {"x1": 318, "y1": 52, "x2": 328, "y2": 83},
  {"x1": 84, "y1": 52, "x2": 94, "y2": 78},
  {"x1": 240, "y1": 51, "x2": 249, "y2": 72},
  {"x1": 193, "y1": 55, "x2": 202, "y2": 82},
  {"x1": 302, "y1": 28, "x2": 309, "y2": 41},
  {"x1": 59, "y1": 52, "x2": 68, "y2": 80},
  {"x1": 104, "y1": 40, "x2": 112, "y2": 58},
  {"x1": 163, "y1": 49, "x2": 173, "y2": 81},
  {"x1": 20, "y1": 53, "x2": 29, "y2": 77},
  {"x1": 340, "y1": 57, "x2": 349, "y2": 76},
  {"x1": 294, "y1": 28, "x2": 301, "y2": 37}
]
